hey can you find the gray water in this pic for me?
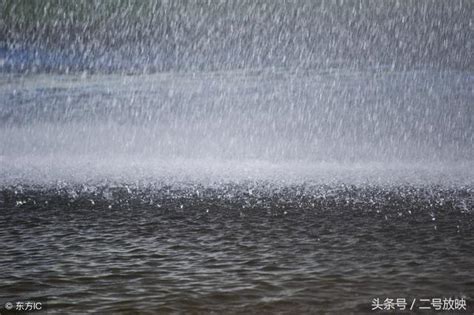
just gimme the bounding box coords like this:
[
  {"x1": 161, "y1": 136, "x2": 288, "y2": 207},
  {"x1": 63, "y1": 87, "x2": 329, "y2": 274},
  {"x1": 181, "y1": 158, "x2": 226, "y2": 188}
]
[
  {"x1": 1, "y1": 181, "x2": 473, "y2": 314},
  {"x1": 1, "y1": 70, "x2": 473, "y2": 314},
  {"x1": 1, "y1": 1, "x2": 473, "y2": 314}
]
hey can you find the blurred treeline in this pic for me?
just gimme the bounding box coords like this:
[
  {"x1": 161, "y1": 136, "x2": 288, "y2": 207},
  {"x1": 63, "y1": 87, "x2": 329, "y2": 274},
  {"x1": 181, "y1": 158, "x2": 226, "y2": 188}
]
[{"x1": 0, "y1": 0, "x2": 472, "y2": 72}]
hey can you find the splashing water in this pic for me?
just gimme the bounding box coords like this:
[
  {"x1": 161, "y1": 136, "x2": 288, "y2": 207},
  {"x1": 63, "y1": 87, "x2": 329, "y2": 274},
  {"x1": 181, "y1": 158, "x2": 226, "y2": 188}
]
[{"x1": 0, "y1": 1, "x2": 473, "y2": 314}]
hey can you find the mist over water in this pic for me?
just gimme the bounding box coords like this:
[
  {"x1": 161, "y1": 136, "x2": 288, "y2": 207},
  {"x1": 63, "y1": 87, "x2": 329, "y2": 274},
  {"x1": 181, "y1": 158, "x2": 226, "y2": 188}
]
[
  {"x1": 0, "y1": 1, "x2": 473, "y2": 314},
  {"x1": 0, "y1": 70, "x2": 472, "y2": 184}
]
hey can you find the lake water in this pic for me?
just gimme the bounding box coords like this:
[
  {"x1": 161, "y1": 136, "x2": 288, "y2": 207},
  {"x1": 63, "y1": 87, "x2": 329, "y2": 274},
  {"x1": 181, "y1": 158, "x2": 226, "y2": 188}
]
[{"x1": 0, "y1": 70, "x2": 473, "y2": 314}]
